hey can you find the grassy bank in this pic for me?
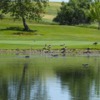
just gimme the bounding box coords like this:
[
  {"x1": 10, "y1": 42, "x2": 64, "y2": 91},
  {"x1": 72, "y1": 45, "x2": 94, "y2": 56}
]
[
  {"x1": 0, "y1": 2, "x2": 100, "y2": 50},
  {"x1": 0, "y1": 19, "x2": 100, "y2": 49}
]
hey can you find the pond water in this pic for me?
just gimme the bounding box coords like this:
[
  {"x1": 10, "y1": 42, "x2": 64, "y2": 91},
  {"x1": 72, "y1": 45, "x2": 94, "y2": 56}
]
[{"x1": 0, "y1": 55, "x2": 100, "y2": 100}]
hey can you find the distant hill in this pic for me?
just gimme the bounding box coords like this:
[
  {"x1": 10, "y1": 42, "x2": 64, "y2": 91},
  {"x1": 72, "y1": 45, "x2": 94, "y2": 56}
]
[{"x1": 42, "y1": 2, "x2": 61, "y2": 23}]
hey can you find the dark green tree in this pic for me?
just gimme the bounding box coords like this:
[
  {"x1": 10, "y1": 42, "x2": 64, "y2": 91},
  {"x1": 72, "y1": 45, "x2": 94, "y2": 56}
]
[
  {"x1": 53, "y1": 2, "x2": 74, "y2": 25},
  {"x1": 53, "y1": 0, "x2": 92, "y2": 25},
  {"x1": 0, "y1": 0, "x2": 48, "y2": 31}
]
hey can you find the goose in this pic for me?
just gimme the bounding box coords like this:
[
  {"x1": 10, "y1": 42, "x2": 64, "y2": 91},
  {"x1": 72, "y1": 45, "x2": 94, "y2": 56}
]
[
  {"x1": 82, "y1": 64, "x2": 88, "y2": 68},
  {"x1": 51, "y1": 54, "x2": 58, "y2": 57},
  {"x1": 61, "y1": 46, "x2": 66, "y2": 53},
  {"x1": 25, "y1": 55, "x2": 30, "y2": 58},
  {"x1": 93, "y1": 42, "x2": 98, "y2": 45}
]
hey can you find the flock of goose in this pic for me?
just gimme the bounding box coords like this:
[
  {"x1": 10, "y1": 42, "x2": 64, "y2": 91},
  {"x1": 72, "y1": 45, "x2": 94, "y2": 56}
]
[
  {"x1": 0, "y1": 42, "x2": 99, "y2": 57},
  {"x1": 24, "y1": 42, "x2": 99, "y2": 57},
  {"x1": 24, "y1": 42, "x2": 99, "y2": 68}
]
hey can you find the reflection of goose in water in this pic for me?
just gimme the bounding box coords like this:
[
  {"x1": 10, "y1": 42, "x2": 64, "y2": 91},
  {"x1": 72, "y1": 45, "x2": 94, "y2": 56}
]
[
  {"x1": 51, "y1": 54, "x2": 58, "y2": 57},
  {"x1": 25, "y1": 55, "x2": 30, "y2": 58},
  {"x1": 82, "y1": 64, "x2": 89, "y2": 68}
]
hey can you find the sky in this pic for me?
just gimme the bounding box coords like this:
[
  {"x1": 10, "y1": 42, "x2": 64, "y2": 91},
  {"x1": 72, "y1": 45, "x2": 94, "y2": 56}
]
[{"x1": 50, "y1": 0, "x2": 69, "y2": 2}]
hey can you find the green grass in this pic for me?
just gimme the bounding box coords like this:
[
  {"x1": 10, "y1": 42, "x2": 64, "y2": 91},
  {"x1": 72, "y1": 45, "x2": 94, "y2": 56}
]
[
  {"x1": 42, "y1": 2, "x2": 61, "y2": 23},
  {"x1": 0, "y1": 2, "x2": 100, "y2": 50},
  {"x1": 0, "y1": 19, "x2": 100, "y2": 49}
]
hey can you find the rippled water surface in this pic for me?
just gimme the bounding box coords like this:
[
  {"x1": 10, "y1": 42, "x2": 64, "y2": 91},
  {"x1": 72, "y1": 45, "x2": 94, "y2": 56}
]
[{"x1": 0, "y1": 55, "x2": 100, "y2": 100}]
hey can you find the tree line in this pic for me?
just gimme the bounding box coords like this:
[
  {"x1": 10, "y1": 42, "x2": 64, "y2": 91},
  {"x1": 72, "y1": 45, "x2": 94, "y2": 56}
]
[{"x1": 53, "y1": 0, "x2": 100, "y2": 29}]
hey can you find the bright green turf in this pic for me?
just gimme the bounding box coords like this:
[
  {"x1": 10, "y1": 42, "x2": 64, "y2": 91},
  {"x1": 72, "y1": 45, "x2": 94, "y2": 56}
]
[
  {"x1": 0, "y1": 2, "x2": 100, "y2": 50},
  {"x1": 0, "y1": 20, "x2": 100, "y2": 49},
  {"x1": 0, "y1": 19, "x2": 100, "y2": 49}
]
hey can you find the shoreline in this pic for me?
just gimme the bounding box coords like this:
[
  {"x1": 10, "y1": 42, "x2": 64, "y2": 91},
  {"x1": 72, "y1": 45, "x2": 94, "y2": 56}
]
[{"x1": 0, "y1": 49, "x2": 99, "y2": 56}]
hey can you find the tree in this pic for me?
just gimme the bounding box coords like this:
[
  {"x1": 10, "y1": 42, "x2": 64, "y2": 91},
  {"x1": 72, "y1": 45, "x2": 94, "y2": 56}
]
[
  {"x1": 0, "y1": 0, "x2": 48, "y2": 31},
  {"x1": 53, "y1": 0, "x2": 92, "y2": 25},
  {"x1": 90, "y1": 0, "x2": 100, "y2": 29},
  {"x1": 53, "y1": 2, "x2": 74, "y2": 25}
]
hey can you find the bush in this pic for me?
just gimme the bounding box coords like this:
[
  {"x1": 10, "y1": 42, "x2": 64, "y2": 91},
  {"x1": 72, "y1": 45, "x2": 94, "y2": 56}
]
[{"x1": 53, "y1": 2, "x2": 92, "y2": 25}]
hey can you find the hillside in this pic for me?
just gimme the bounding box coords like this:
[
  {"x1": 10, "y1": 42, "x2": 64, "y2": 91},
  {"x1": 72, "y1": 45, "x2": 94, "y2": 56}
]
[{"x1": 42, "y1": 2, "x2": 61, "y2": 23}]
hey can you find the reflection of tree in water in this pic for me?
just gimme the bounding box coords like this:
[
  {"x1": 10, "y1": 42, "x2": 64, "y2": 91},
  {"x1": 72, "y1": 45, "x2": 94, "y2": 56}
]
[
  {"x1": 31, "y1": 74, "x2": 49, "y2": 100},
  {"x1": 32, "y1": 65, "x2": 50, "y2": 100},
  {"x1": 0, "y1": 61, "x2": 50, "y2": 100},
  {"x1": 0, "y1": 80, "x2": 8, "y2": 100},
  {"x1": 17, "y1": 62, "x2": 29, "y2": 100},
  {"x1": 93, "y1": 57, "x2": 100, "y2": 97},
  {"x1": 55, "y1": 57, "x2": 100, "y2": 100},
  {"x1": 0, "y1": 62, "x2": 30, "y2": 100},
  {"x1": 16, "y1": 62, "x2": 49, "y2": 100}
]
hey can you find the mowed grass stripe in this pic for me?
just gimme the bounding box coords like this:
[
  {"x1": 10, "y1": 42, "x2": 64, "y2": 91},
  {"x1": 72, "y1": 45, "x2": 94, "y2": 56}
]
[
  {"x1": 0, "y1": 40, "x2": 98, "y2": 45},
  {"x1": 0, "y1": 24, "x2": 100, "y2": 41}
]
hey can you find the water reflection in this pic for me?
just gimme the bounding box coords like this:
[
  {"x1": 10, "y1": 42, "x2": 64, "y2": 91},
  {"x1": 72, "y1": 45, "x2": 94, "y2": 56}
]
[
  {"x1": 16, "y1": 61, "x2": 49, "y2": 100},
  {"x1": 17, "y1": 63, "x2": 28, "y2": 100},
  {"x1": 0, "y1": 56, "x2": 100, "y2": 100},
  {"x1": 56, "y1": 67, "x2": 94, "y2": 100}
]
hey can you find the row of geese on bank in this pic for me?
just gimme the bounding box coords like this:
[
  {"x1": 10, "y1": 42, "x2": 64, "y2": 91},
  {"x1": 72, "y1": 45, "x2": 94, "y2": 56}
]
[{"x1": 24, "y1": 42, "x2": 99, "y2": 58}]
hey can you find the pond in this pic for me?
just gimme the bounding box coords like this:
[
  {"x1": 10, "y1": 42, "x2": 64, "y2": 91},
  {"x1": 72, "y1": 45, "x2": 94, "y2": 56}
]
[{"x1": 0, "y1": 55, "x2": 100, "y2": 100}]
